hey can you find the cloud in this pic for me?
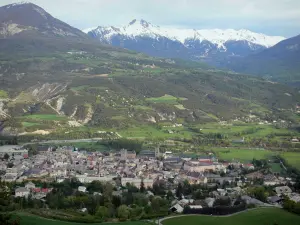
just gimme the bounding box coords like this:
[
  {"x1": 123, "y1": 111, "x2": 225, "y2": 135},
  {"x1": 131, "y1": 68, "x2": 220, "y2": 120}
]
[{"x1": 1, "y1": 0, "x2": 299, "y2": 37}]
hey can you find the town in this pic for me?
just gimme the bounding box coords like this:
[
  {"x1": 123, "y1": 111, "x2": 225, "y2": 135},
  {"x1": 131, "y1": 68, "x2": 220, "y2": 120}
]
[{"x1": 1, "y1": 143, "x2": 300, "y2": 222}]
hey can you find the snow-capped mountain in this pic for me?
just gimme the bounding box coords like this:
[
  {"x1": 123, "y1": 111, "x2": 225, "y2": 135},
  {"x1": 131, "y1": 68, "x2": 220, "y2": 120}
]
[{"x1": 85, "y1": 19, "x2": 285, "y2": 64}]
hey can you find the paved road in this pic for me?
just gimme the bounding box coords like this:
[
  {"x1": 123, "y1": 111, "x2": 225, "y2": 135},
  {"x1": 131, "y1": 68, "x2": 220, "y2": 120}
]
[
  {"x1": 23, "y1": 138, "x2": 104, "y2": 145},
  {"x1": 156, "y1": 207, "x2": 276, "y2": 225}
]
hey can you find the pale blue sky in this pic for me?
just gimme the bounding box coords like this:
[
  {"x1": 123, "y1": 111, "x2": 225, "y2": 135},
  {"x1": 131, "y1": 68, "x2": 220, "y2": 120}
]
[{"x1": 1, "y1": 0, "x2": 300, "y2": 37}]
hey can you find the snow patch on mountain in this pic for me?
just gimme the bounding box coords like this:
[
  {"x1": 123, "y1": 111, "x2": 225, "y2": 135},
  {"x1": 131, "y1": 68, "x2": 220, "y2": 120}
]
[
  {"x1": 85, "y1": 19, "x2": 285, "y2": 49},
  {"x1": 4, "y1": 1, "x2": 32, "y2": 8}
]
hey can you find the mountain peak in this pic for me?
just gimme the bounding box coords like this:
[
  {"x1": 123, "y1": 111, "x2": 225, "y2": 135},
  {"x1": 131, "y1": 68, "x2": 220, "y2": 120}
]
[
  {"x1": 4, "y1": 1, "x2": 33, "y2": 8},
  {"x1": 129, "y1": 19, "x2": 137, "y2": 26},
  {"x1": 140, "y1": 19, "x2": 150, "y2": 28},
  {"x1": 0, "y1": 1, "x2": 87, "y2": 39},
  {"x1": 128, "y1": 19, "x2": 151, "y2": 28}
]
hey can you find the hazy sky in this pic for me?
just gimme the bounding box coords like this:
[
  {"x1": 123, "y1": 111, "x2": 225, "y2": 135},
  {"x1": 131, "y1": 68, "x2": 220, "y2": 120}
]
[{"x1": 1, "y1": 0, "x2": 300, "y2": 37}]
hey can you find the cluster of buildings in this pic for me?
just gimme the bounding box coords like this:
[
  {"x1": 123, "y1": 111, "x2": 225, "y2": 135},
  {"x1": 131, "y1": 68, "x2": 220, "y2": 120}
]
[{"x1": 1, "y1": 144, "x2": 299, "y2": 209}]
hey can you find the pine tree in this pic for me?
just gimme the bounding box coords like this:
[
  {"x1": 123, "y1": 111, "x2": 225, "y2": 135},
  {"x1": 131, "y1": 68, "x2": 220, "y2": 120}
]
[
  {"x1": 176, "y1": 183, "x2": 183, "y2": 199},
  {"x1": 140, "y1": 179, "x2": 145, "y2": 193},
  {"x1": 0, "y1": 179, "x2": 20, "y2": 225}
]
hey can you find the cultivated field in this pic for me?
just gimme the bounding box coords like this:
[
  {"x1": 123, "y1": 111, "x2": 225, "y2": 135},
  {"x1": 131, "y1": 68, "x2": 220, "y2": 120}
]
[
  {"x1": 22, "y1": 114, "x2": 67, "y2": 121},
  {"x1": 211, "y1": 147, "x2": 274, "y2": 162},
  {"x1": 281, "y1": 152, "x2": 300, "y2": 170}
]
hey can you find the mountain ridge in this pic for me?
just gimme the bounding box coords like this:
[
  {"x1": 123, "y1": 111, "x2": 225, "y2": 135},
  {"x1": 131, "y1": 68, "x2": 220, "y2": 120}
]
[
  {"x1": 85, "y1": 19, "x2": 285, "y2": 65},
  {"x1": 85, "y1": 19, "x2": 285, "y2": 49}
]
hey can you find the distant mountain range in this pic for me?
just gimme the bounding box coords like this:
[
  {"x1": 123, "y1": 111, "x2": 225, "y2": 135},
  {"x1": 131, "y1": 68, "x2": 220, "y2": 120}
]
[
  {"x1": 85, "y1": 19, "x2": 285, "y2": 64},
  {"x1": 225, "y1": 34, "x2": 300, "y2": 86},
  {"x1": 0, "y1": 1, "x2": 299, "y2": 135}
]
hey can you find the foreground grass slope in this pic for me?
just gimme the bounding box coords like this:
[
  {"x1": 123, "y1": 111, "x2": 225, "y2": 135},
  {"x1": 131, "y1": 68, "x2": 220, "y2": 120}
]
[
  {"x1": 18, "y1": 213, "x2": 150, "y2": 225},
  {"x1": 162, "y1": 208, "x2": 299, "y2": 225}
]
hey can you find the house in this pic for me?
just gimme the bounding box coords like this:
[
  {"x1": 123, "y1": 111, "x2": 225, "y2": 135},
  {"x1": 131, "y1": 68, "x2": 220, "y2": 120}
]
[
  {"x1": 198, "y1": 156, "x2": 213, "y2": 163},
  {"x1": 232, "y1": 137, "x2": 245, "y2": 144},
  {"x1": 264, "y1": 175, "x2": 280, "y2": 186},
  {"x1": 217, "y1": 189, "x2": 227, "y2": 196},
  {"x1": 138, "y1": 150, "x2": 156, "y2": 159},
  {"x1": 274, "y1": 186, "x2": 292, "y2": 196},
  {"x1": 80, "y1": 208, "x2": 88, "y2": 213},
  {"x1": 15, "y1": 187, "x2": 30, "y2": 197},
  {"x1": 0, "y1": 145, "x2": 28, "y2": 159},
  {"x1": 32, "y1": 188, "x2": 52, "y2": 194},
  {"x1": 205, "y1": 198, "x2": 215, "y2": 207},
  {"x1": 241, "y1": 195, "x2": 267, "y2": 206},
  {"x1": 185, "y1": 172, "x2": 207, "y2": 184},
  {"x1": 267, "y1": 196, "x2": 282, "y2": 204},
  {"x1": 93, "y1": 192, "x2": 102, "y2": 196},
  {"x1": 147, "y1": 190, "x2": 154, "y2": 197},
  {"x1": 245, "y1": 171, "x2": 264, "y2": 180},
  {"x1": 183, "y1": 160, "x2": 216, "y2": 172},
  {"x1": 178, "y1": 198, "x2": 194, "y2": 206},
  {"x1": 112, "y1": 190, "x2": 123, "y2": 197},
  {"x1": 121, "y1": 178, "x2": 153, "y2": 188},
  {"x1": 25, "y1": 182, "x2": 35, "y2": 190},
  {"x1": 170, "y1": 203, "x2": 184, "y2": 213},
  {"x1": 189, "y1": 205, "x2": 203, "y2": 209},
  {"x1": 120, "y1": 149, "x2": 136, "y2": 160},
  {"x1": 243, "y1": 164, "x2": 254, "y2": 170},
  {"x1": 288, "y1": 193, "x2": 300, "y2": 203},
  {"x1": 78, "y1": 186, "x2": 87, "y2": 193}
]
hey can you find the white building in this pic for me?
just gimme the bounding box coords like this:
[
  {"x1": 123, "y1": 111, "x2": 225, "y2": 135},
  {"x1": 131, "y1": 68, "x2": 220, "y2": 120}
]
[
  {"x1": 25, "y1": 182, "x2": 35, "y2": 190},
  {"x1": 121, "y1": 178, "x2": 153, "y2": 188},
  {"x1": 0, "y1": 146, "x2": 28, "y2": 159},
  {"x1": 76, "y1": 175, "x2": 116, "y2": 183},
  {"x1": 78, "y1": 186, "x2": 87, "y2": 193},
  {"x1": 170, "y1": 203, "x2": 184, "y2": 213},
  {"x1": 15, "y1": 187, "x2": 30, "y2": 197}
]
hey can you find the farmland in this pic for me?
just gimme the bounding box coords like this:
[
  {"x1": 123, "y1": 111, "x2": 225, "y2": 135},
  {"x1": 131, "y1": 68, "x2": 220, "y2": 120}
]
[
  {"x1": 281, "y1": 152, "x2": 300, "y2": 170},
  {"x1": 22, "y1": 114, "x2": 67, "y2": 121},
  {"x1": 162, "y1": 208, "x2": 299, "y2": 225},
  {"x1": 210, "y1": 147, "x2": 274, "y2": 163},
  {"x1": 146, "y1": 95, "x2": 186, "y2": 104}
]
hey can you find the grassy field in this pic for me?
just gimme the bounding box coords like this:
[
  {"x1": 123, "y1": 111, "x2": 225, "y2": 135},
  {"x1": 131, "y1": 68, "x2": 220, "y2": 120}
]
[
  {"x1": 146, "y1": 95, "x2": 185, "y2": 104},
  {"x1": 22, "y1": 114, "x2": 67, "y2": 121},
  {"x1": 0, "y1": 89, "x2": 8, "y2": 98},
  {"x1": 211, "y1": 147, "x2": 274, "y2": 162},
  {"x1": 270, "y1": 163, "x2": 284, "y2": 173},
  {"x1": 21, "y1": 122, "x2": 41, "y2": 127},
  {"x1": 18, "y1": 214, "x2": 150, "y2": 225},
  {"x1": 281, "y1": 152, "x2": 300, "y2": 170},
  {"x1": 198, "y1": 123, "x2": 293, "y2": 140},
  {"x1": 162, "y1": 208, "x2": 299, "y2": 225},
  {"x1": 118, "y1": 125, "x2": 193, "y2": 139},
  {"x1": 67, "y1": 142, "x2": 109, "y2": 152}
]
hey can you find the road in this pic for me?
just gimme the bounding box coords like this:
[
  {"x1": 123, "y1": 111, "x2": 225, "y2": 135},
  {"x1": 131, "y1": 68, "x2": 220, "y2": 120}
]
[
  {"x1": 276, "y1": 156, "x2": 287, "y2": 171},
  {"x1": 23, "y1": 138, "x2": 104, "y2": 145}
]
